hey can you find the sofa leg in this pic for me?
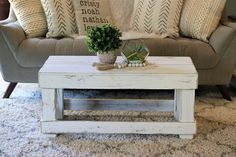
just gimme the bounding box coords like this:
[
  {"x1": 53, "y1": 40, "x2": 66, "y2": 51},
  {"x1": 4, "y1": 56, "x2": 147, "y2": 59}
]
[
  {"x1": 3, "y1": 82, "x2": 17, "y2": 98},
  {"x1": 216, "y1": 85, "x2": 232, "y2": 101}
]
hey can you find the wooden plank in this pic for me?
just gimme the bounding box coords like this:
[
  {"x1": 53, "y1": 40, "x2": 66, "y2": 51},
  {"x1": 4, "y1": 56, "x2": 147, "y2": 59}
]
[
  {"x1": 42, "y1": 88, "x2": 64, "y2": 121},
  {"x1": 175, "y1": 90, "x2": 195, "y2": 122},
  {"x1": 174, "y1": 89, "x2": 178, "y2": 119},
  {"x1": 175, "y1": 89, "x2": 181, "y2": 121},
  {"x1": 64, "y1": 99, "x2": 174, "y2": 112},
  {"x1": 179, "y1": 135, "x2": 194, "y2": 139},
  {"x1": 44, "y1": 56, "x2": 194, "y2": 66},
  {"x1": 39, "y1": 56, "x2": 198, "y2": 89},
  {"x1": 41, "y1": 89, "x2": 57, "y2": 121},
  {"x1": 39, "y1": 74, "x2": 198, "y2": 89},
  {"x1": 41, "y1": 121, "x2": 196, "y2": 135},
  {"x1": 40, "y1": 64, "x2": 197, "y2": 75},
  {"x1": 39, "y1": 56, "x2": 197, "y2": 76},
  {"x1": 57, "y1": 89, "x2": 64, "y2": 119}
]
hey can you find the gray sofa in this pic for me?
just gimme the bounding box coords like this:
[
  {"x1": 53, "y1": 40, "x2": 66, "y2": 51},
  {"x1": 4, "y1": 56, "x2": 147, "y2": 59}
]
[{"x1": 1, "y1": 7, "x2": 236, "y2": 100}]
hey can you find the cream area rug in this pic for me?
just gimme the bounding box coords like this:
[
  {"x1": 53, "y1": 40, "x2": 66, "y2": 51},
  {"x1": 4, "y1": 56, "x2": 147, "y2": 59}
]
[{"x1": 0, "y1": 82, "x2": 236, "y2": 157}]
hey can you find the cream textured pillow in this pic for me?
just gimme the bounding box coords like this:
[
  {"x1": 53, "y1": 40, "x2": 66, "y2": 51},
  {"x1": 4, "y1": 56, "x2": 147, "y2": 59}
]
[
  {"x1": 72, "y1": 0, "x2": 113, "y2": 35},
  {"x1": 130, "y1": 0, "x2": 184, "y2": 38},
  {"x1": 41, "y1": 0, "x2": 78, "y2": 38},
  {"x1": 180, "y1": 0, "x2": 226, "y2": 42},
  {"x1": 9, "y1": 0, "x2": 47, "y2": 38}
]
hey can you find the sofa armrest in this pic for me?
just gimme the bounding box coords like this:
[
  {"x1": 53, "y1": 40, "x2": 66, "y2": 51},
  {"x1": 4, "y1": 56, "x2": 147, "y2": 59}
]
[
  {"x1": 223, "y1": 21, "x2": 236, "y2": 29},
  {"x1": 0, "y1": 21, "x2": 26, "y2": 52},
  {"x1": 208, "y1": 22, "x2": 236, "y2": 85},
  {"x1": 0, "y1": 7, "x2": 17, "y2": 25},
  {"x1": 0, "y1": 18, "x2": 14, "y2": 25},
  {"x1": 209, "y1": 22, "x2": 236, "y2": 56}
]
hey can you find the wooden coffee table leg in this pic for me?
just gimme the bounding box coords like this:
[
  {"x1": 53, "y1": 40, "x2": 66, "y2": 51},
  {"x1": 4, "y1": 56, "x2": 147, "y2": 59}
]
[
  {"x1": 174, "y1": 90, "x2": 178, "y2": 119},
  {"x1": 56, "y1": 89, "x2": 64, "y2": 119},
  {"x1": 175, "y1": 89, "x2": 196, "y2": 139},
  {"x1": 41, "y1": 88, "x2": 64, "y2": 137}
]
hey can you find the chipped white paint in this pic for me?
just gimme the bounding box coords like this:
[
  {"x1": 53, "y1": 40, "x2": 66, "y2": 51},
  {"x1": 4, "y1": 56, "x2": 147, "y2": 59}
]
[
  {"x1": 39, "y1": 56, "x2": 198, "y2": 139},
  {"x1": 175, "y1": 90, "x2": 195, "y2": 122},
  {"x1": 39, "y1": 56, "x2": 198, "y2": 90},
  {"x1": 41, "y1": 89, "x2": 57, "y2": 121},
  {"x1": 57, "y1": 89, "x2": 64, "y2": 119},
  {"x1": 41, "y1": 121, "x2": 196, "y2": 135}
]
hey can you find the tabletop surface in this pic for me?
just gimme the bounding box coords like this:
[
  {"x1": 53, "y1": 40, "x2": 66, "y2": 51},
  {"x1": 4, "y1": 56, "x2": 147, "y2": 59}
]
[{"x1": 39, "y1": 56, "x2": 198, "y2": 76}]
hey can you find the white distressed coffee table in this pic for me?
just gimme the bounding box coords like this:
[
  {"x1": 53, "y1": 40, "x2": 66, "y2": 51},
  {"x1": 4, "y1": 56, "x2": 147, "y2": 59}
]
[{"x1": 39, "y1": 56, "x2": 198, "y2": 139}]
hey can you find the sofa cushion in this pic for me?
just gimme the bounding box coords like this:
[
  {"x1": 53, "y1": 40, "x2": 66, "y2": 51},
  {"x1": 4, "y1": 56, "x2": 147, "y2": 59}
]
[
  {"x1": 15, "y1": 38, "x2": 90, "y2": 68},
  {"x1": 143, "y1": 38, "x2": 220, "y2": 70},
  {"x1": 15, "y1": 37, "x2": 219, "y2": 70}
]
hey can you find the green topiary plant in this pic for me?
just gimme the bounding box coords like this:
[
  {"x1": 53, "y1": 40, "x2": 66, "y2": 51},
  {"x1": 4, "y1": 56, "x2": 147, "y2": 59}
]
[{"x1": 86, "y1": 24, "x2": 122, "y2": 54}]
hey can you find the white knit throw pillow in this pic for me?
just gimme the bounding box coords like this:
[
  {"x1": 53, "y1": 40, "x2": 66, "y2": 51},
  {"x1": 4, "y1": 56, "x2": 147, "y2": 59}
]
[
  {"x1": 180, "y1": 0, "x2": 226, "y2": 42},
  {"x1": 9, "y1": 0, "x2": 47, "y2": 38}
]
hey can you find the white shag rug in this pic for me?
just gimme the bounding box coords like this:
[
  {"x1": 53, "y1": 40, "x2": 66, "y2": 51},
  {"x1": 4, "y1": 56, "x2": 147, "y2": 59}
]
[{"x1": 0, "y1": 83, "x2": 236, "y2": 157}]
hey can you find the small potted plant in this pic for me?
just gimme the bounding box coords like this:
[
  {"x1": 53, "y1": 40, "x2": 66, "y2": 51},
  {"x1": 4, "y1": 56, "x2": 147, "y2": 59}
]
[{"x1": 87, "y1": 24, "x2": 122, "y2": 64}]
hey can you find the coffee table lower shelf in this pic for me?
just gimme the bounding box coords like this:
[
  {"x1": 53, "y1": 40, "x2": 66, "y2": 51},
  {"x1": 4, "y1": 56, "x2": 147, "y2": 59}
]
[
  {"x1": 41, "y1": 88, "x2": 196, "y2": 139},
  {"x1": 41, "y1": 120, "x2": 196, "y2": 139}
]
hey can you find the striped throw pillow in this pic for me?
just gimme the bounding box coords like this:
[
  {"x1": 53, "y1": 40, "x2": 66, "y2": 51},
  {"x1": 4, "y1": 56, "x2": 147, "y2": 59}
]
[
  {"x1": 9, "y1": 0, "x2": 47, "y2": 38},
  {"x1": 41, "y1": 0, "x2": 78, "y2": 38},
  {"x1": 180, "y1": 0, "x2": 226, "y2": 42},
  {"x1": 130, "y1": 0, "x2": 184, "y2": 38}
]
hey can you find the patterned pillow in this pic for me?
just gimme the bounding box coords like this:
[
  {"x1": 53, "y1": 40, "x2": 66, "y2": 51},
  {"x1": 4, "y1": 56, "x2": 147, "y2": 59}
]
[
  {"x1": 41, "y1": 0, "x2": 78, "y2": 38},
  {"x1": 180, "y1": 0, "x2": 226, "y2": 42},
  {"x1": 72, "y1": 0, "x2": 113, "y2": 35},
  {"x1": 130, "y1": 0, "x2": 184, "y2": 38},
  {"x1": 9, "y1": 0, "x2": 47, "y2": 38}
]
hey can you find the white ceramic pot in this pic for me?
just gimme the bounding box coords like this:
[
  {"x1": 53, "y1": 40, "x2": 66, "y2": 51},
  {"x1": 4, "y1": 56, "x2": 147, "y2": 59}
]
[{"x1": 97, "y1": 52, "x2": 117, "y2": 64}]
